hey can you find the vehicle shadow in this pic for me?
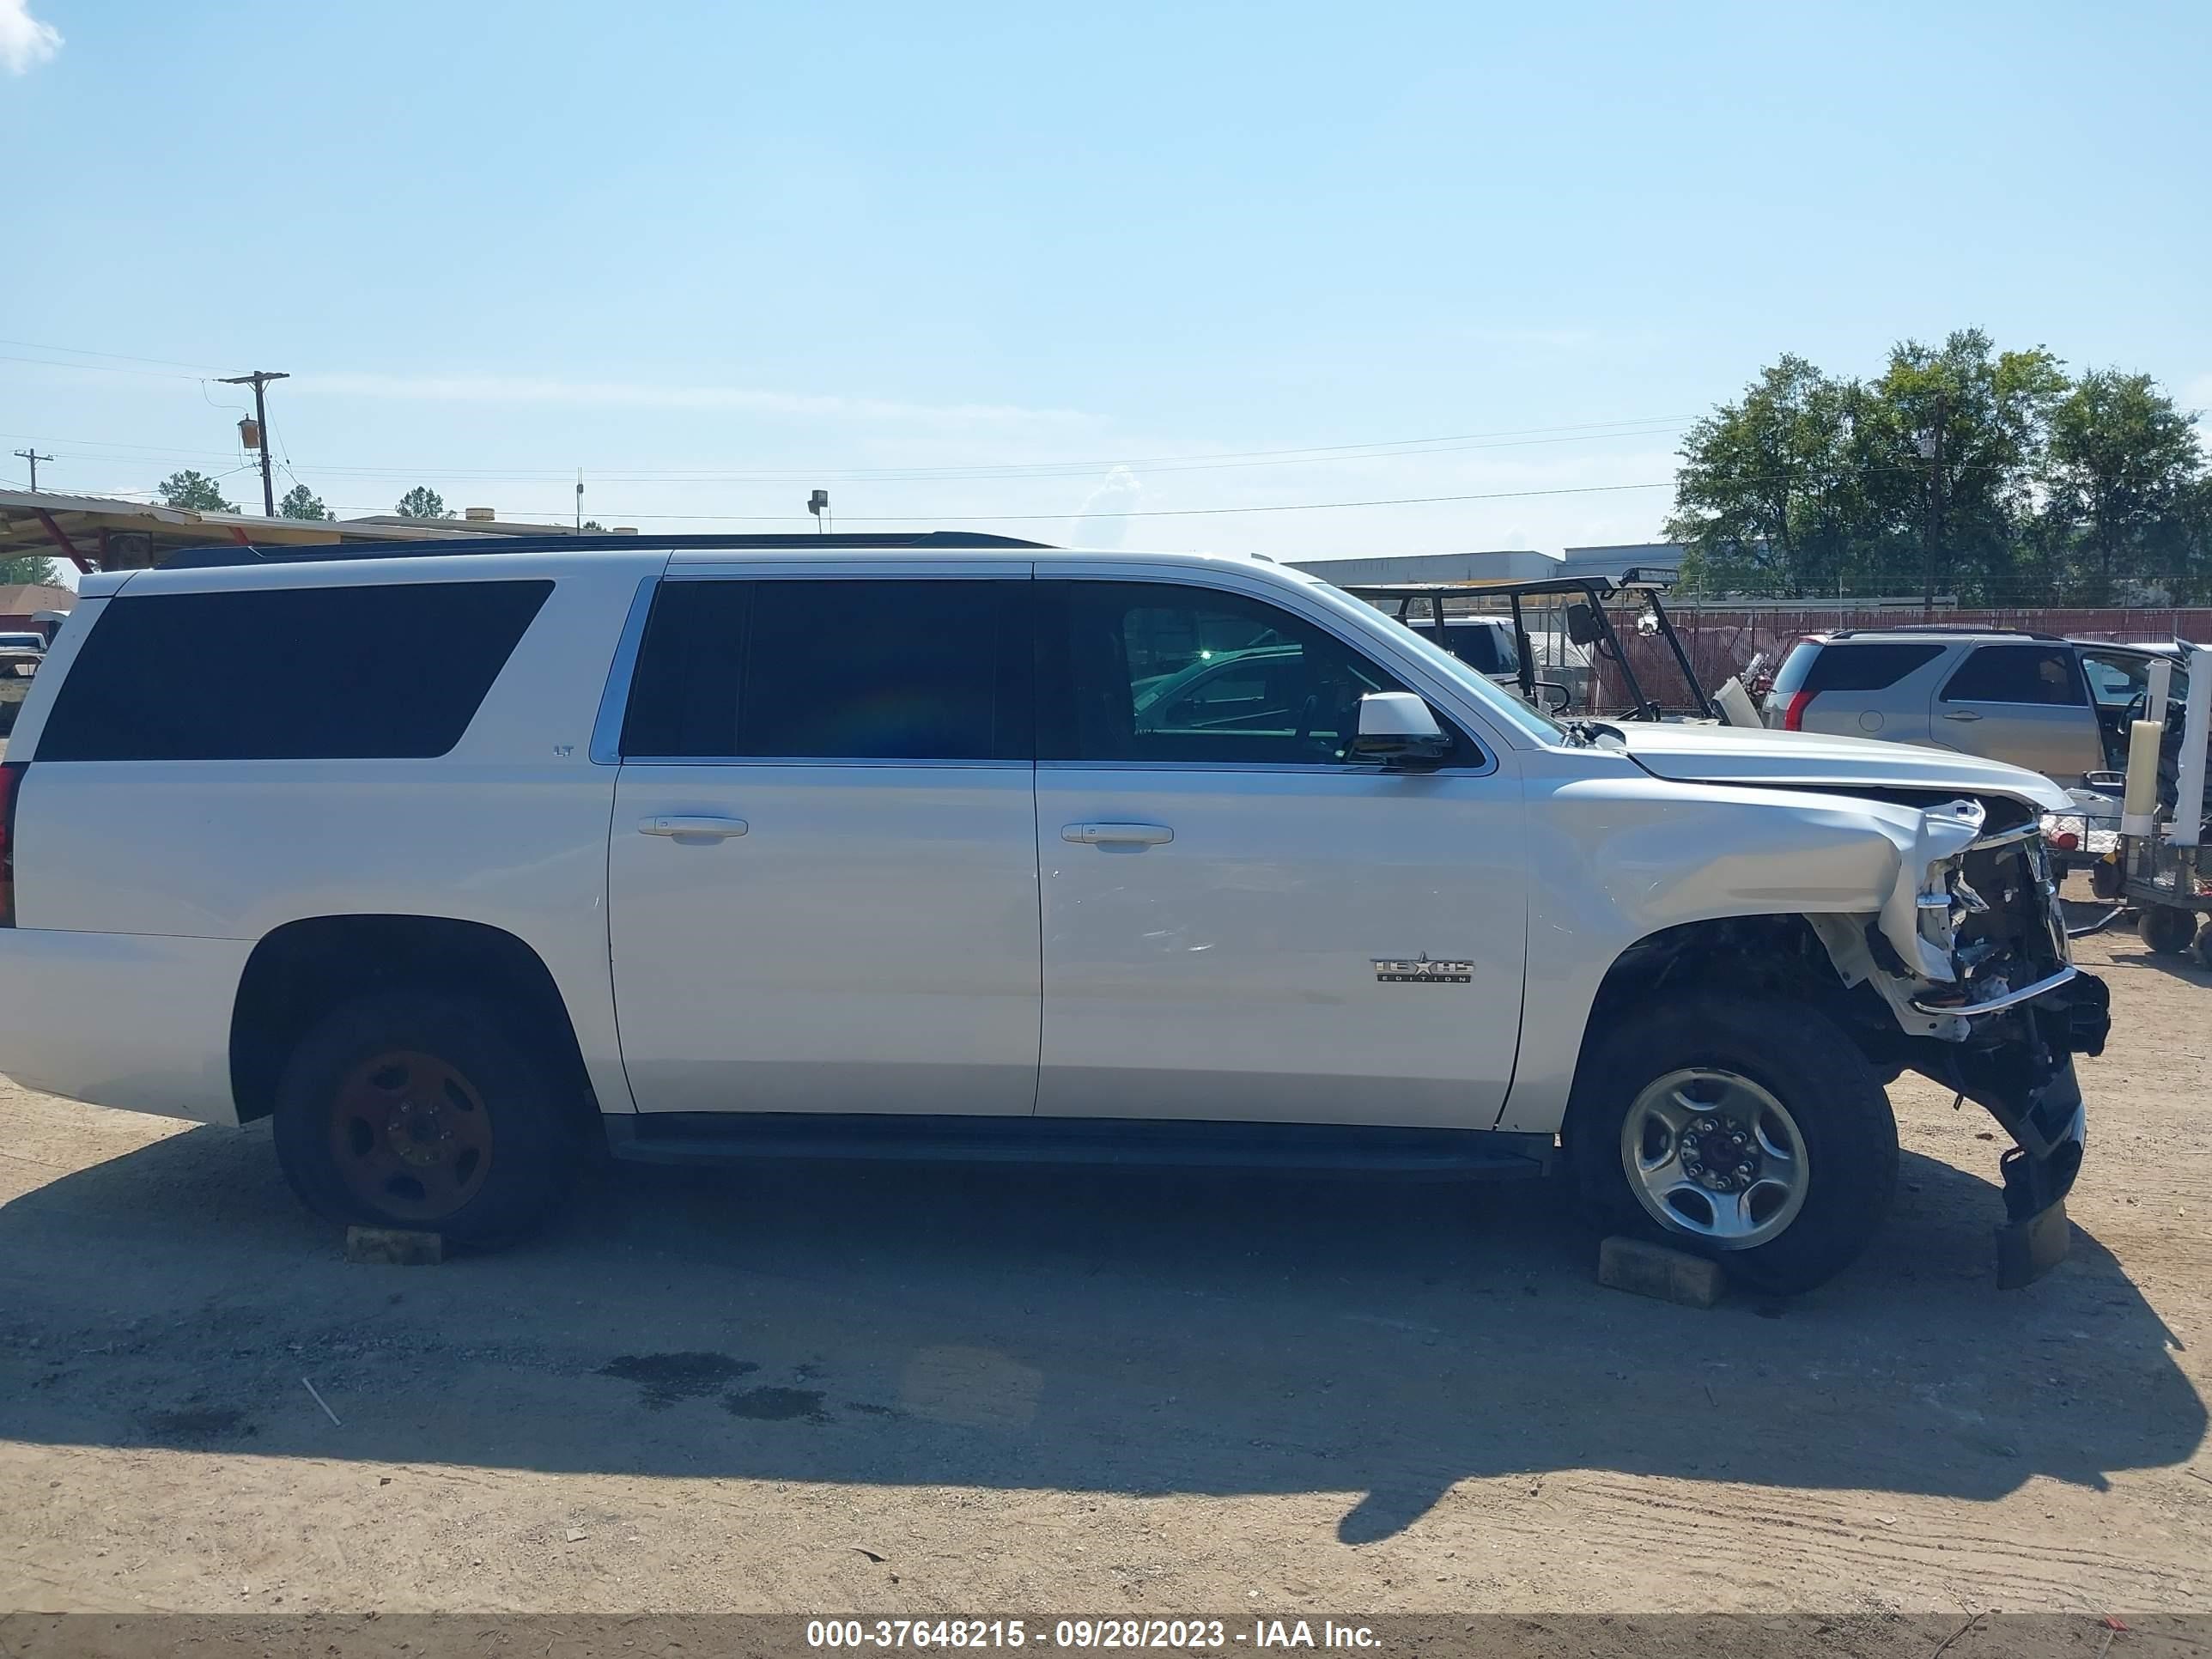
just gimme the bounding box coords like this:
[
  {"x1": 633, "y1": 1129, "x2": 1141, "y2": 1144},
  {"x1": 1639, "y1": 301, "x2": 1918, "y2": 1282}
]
[
  {"x1": 0, "y1": 1118, "x2": 2198, "y2": 1544},
  {"x1": 2100, "y1": 939, "x2": 2212, "y2": 986}
]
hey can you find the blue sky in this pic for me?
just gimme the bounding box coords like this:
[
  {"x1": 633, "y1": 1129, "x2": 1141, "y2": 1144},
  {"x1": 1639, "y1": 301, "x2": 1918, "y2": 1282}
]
[{"x1": 3, "y1": 0, "x2": 2207, "y2": 568}]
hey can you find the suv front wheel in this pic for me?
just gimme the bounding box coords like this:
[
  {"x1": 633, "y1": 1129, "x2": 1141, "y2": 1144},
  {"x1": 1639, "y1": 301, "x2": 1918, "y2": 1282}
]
[
  {"x1": 272, "y1": 990, "x2": 579, "y2": 1244},
  {"x1": 1569, "y1": 994, "x2": 1898, "y2": 1295}
]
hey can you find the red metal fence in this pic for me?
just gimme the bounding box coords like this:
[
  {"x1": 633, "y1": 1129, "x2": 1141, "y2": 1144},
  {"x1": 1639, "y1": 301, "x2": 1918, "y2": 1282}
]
[{"x1": 1585, "y1": 606, "x2": 2212, "y2": 716}]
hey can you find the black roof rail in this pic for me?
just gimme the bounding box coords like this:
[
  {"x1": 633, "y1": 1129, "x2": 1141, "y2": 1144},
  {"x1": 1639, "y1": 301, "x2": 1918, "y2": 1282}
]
[
  {"x1": 1826, "y1": 624, "x2": 2065, "y2": 642},
  {"x1": 159, "y1": 530, "x2": 1051, "y2": 571}
]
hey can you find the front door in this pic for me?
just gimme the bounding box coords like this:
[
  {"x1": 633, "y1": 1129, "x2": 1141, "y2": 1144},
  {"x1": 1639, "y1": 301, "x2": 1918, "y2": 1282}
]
[
  {"x1": 1030, "y1": 574, "x2": 1528, "y2": 1127},
  {"x1": 608, "y1": 568, "x2": 1041, "y2": 1115},
  {"x1": 1931, "y1": 641, "x2": 2103, "y2": 782}
]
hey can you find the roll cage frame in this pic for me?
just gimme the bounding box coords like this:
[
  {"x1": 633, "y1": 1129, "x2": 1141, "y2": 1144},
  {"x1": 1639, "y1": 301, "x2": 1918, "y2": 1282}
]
[{"x1": 1342, "y1": 568, "x2": 1718, "y2": 722}]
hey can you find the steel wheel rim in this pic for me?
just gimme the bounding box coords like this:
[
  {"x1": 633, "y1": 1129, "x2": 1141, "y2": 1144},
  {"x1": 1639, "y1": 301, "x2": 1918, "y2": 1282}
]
[
  {"x1": 1620, "y1": 1067, "x2": 1808, "y2": 1249},
  {"x1": 327, "y1": 1048, "x2": 493, "y2": 1223}
]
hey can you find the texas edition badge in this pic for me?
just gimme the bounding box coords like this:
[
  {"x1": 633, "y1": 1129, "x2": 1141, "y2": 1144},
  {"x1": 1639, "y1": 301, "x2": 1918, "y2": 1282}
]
[{"x1": 1370, "y1": 953, "x2": 1474, "y2": 984}]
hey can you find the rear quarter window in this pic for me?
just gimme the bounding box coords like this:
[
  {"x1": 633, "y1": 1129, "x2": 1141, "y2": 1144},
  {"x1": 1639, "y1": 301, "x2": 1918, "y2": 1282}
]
[
  {"x1": 34, "y1": 580, "x2": 552, "y2": 762},
  {"x1": 1777, "y1": 641, "x2": 1946, "y2": 695}
]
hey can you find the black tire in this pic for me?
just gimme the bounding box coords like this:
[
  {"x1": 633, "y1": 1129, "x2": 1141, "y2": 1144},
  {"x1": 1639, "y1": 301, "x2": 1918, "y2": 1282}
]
[
  {"x1": 2138, "y1": 904, "x2": 2196, "y2": 955},
  {"x1": 272, "y1": 990, "x2": 580, "y2": 1245},
  {"x1": 1567, "y1": 993, "x2": 1898, "y2": 1296}
]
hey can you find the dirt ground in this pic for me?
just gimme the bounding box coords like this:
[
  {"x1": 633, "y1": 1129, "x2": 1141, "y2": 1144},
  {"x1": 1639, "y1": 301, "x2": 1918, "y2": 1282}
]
[{"x1": 2, "y1": 897, "x2": 2209, "y2": 1621}]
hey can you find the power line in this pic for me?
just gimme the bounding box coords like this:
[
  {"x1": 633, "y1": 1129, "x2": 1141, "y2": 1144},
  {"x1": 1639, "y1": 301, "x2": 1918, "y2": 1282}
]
[
  {"x1": 0, "y1": 337, "x2": 234, "y2": 374},
  {"x1": 0, "y1": 426, "x2": 1687, "y2": 488},
  {"x1": 12, "y1": 447, "x2": 52, "y2": 489},
  {"x1": 306, "y1": 479, "x2": 1675, "y2": 524},
  {"x1": 0, "y1": 352, "x2": 209, "y2": 383},
  {"x1": 0, "y1": 412, "x2": 1689, "y2": 483}
]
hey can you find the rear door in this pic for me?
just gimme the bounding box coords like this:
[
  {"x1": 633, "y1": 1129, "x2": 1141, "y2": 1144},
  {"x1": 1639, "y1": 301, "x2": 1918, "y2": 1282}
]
[
  {"x1": 607, "y1": 566, "x2": 1042, "y2": 1116},
  {"x1": 1931, "y1": 641, "x2": 2104, "y2": 781}
]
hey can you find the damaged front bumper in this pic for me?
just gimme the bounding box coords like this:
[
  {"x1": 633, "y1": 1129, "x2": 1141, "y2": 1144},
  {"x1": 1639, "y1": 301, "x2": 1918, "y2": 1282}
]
[
  {"x1": 1811, "y1": 804, "x2": 2108, "y2": 1288},
  {"x1": 1917, "y1": 969, "x2": 2108, "y2": 1288}
]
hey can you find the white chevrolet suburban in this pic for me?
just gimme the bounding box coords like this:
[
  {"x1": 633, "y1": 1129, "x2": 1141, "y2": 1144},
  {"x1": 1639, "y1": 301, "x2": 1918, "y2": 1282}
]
[{"x1": 0, "y1": 533, "x2": 2109, "y2": 1293}]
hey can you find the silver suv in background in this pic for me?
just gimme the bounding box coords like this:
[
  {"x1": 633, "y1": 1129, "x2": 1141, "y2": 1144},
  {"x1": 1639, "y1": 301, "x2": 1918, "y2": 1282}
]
[{"x1": 1763, "y1": 629, "x2": 2182, "y2": 787}]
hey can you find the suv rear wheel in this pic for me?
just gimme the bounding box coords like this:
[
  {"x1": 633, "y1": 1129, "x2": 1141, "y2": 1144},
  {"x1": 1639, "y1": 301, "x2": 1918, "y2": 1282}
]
[
  {"x1": 272, "y1": 990, "x2": 578, "y2": 1244},
  {"x1": 1569, "y1": 994, "x2": 1898, "y2": 1295}
]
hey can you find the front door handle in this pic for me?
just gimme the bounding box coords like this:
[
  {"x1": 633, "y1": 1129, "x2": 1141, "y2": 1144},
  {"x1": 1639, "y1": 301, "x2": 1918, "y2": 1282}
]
[
  {"x1": 1061, "y1": 821, "x2": 1174, "y2": 846},
  {"x1": 639, "y1": 815, "x2": 750, "y2": 839},
  {"x1": 1942, "y1": 710, "x2": 1984, "y2": 722}
]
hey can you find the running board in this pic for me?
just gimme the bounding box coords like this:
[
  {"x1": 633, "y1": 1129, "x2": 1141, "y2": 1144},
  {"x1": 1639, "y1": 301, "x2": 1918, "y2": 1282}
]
[{"x1": 604, "y1": 1113, "x2": 1555, "y2": 1179}]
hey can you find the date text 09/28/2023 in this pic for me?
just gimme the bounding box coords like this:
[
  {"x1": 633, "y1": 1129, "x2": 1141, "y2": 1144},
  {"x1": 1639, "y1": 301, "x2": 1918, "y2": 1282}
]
[{"x1": 805, "y1": 1620, "x2": 1382, "y2": 1650}]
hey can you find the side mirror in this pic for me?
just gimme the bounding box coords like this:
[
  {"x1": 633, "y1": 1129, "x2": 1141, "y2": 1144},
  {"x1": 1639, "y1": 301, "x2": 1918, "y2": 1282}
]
[
  {"x1": 1351, "y1": 692, "x2": 1452, "y2": 767},
  {"x1": 1565, "y1": 601, "x2": 1605, "y2": 647}
]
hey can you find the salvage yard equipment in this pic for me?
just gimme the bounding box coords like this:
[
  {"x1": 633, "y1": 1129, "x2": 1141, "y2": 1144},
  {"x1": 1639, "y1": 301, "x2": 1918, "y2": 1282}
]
[
  {"x1": 1346, "y1": 569, "x2": 1726, "y2": 724},
  {"x1": 2106, "y1": 644, "x2": 2212, "y2": 958}
]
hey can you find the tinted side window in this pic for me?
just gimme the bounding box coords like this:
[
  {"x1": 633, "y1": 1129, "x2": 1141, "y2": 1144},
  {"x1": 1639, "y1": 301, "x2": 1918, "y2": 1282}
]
[
  {"x1": 620, "y1": 580, "x2": 751, "y2": 758},
  {"x1": 1037, "y1": 580, "x2": 1480, "y2": 767},
  {"x1": 1796, "y1": 642, "x2": 1945, "y2": 694},
  {"x1": 37, "y1": 580, "x2": 551, "y2": 762},
  {"x1": 1942, "y1": 644, "x2": 2086, "y2": 707},
  {"x1": 622, "y1": 579, "x2": 1030, "y2": 761}
]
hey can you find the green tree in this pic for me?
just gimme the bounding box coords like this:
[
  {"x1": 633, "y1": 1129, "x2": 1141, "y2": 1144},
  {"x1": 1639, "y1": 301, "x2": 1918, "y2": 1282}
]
[
  {"x1": 0, "y1": 553, "x2": 62, "y2": 586},
  {"x1": 2183, "y1": 474, "x2": 2212, "y2": 603},
  {"x1": 1668, "y1": 356, "x2": 1875, "y2": 598},
  {"x1": 1672, "y1": 331, "x2": 2070, "y2": 603},
  {"x1": 1866, "y1": 329, "x2": 2067, "y2": 604},
  {"x1": 156, "y1": 470, "x2": 239, "y2": 513},
  {"x1": 394, "y1": 486, "x2": 453, "y2": 520},
  {"x1": 279, "y1": 483, "x2": 334, "y2": 521},
  {"x1": 2039, "y1": 370, "x2": 2204, "y2": 604}
]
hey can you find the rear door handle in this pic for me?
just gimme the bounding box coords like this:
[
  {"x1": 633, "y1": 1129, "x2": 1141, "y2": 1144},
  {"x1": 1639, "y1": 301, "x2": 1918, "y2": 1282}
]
[
  {"x1": 1061, "y1": 821, "x2": 1174, "y2": 846},
  {"x1": 1942, "y1": 710, "x2": 1984, "y2": 722},
  {"x1": 638, "y1": 815, "x2": 750, "y2": 839}
]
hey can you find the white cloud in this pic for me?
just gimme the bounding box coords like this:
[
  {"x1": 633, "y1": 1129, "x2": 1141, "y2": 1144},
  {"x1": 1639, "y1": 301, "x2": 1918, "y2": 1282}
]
[
  {"x1": 1069, "y1": 465, "x2": 1143, "y2": 548},
  {"x1": 296, "y1": 371, "x2": 1088, "y2": 427},
  {"x1": 0, "y1": 0, "x2": 62, "y2": 74}
]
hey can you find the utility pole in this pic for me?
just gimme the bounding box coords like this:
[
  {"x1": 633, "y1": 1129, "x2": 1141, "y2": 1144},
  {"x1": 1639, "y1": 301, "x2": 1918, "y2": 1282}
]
[
  {"x1": 1917, "y1": 392, "x2": 1946, "y2": 616},
  {"x1": 217, "y1": 370, "x2": 290, "y2": 515},
  {"x1": 13, "y1": 448, "x2": 53, "y2": 491}
]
